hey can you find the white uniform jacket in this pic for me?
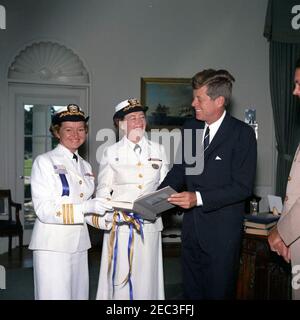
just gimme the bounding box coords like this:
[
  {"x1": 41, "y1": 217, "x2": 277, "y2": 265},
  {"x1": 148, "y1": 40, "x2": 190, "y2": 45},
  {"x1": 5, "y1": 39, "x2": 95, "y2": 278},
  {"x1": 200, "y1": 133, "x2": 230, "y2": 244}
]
[
  {"x1": 96, "y1": 136, "x2": 169, "y2": 300},
  {"x1": 29, "y1": 143, "x2": 100, "y2": 253},
  {"x1": 96, "y1": 136, "x2": 169, "y2": 231}
]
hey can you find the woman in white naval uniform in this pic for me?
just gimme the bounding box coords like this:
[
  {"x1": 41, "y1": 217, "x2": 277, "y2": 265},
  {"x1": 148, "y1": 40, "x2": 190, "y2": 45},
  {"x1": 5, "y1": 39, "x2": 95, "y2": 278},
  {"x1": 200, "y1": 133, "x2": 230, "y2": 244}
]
[
  {"x1": 96, "y1": 99, "x2": 169, "y2": 300},
  {"x1": 29, "y1": 104, "x2": 113, "y2": 300}
]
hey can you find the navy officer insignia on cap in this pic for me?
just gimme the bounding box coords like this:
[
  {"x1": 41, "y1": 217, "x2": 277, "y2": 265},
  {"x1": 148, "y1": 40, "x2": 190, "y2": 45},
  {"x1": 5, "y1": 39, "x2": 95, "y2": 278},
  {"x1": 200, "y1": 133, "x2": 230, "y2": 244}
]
[
  {"x1": 122, "y1": 99, "x2": 142, "y2": 112},
  {"x1": 58, "y1": 104, "x2": 84, "y2": 118},
  {"x1": 113, "y1": 98, "x2": 148, "y2": 120},
  {"x1": 52, "y1": 104, "x2": 89, "y2": 125}
]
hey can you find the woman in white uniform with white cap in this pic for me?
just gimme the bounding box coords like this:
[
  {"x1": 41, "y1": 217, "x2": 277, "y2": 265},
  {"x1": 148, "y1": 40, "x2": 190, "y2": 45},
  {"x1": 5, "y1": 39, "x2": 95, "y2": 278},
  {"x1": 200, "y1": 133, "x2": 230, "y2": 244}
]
[
  {"x1": 96, "y1": 98, "x2": 169, "y2": 300},
  {"x1": 29, "y1": 104, "x2": 113, "y2": 300}
]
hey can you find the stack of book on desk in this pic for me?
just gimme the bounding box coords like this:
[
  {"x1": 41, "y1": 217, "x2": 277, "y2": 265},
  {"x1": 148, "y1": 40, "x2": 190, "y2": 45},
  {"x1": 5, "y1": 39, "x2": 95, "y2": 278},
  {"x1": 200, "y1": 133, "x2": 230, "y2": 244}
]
[{"x1": 244, "y1": 213, "x2": 280, "y2": 236}]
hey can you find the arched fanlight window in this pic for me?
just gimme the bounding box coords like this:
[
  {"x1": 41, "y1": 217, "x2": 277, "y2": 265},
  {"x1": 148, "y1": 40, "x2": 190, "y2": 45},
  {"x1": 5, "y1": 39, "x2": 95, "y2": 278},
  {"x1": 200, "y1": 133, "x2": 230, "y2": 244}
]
[{"x1": 8, "y1": 41, "x2": 89, "y2": 84}]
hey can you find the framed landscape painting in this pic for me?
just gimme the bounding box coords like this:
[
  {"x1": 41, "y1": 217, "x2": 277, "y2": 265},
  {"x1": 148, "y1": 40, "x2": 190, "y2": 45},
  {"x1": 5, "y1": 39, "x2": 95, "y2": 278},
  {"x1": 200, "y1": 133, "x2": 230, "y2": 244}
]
[{"x1": 140, "y1": 77, "x2": 193, "y2": 129}]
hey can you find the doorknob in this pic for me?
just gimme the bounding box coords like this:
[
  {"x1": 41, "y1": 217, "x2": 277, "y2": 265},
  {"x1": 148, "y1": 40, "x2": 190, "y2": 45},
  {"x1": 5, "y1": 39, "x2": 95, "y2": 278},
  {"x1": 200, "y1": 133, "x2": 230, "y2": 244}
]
[{"x1": 19, "y1": 175, "x2": 24, "y2": 179}]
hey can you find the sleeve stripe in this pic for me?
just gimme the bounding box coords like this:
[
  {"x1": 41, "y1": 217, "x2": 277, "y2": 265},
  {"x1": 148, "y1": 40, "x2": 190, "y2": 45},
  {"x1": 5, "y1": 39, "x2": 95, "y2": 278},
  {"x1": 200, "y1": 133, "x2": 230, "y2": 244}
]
[
  {"x1": 70, "y1": 204, "x2": 74, "y2": 224},
  {"x1": 92, "y1": 215, "x2": 100, "y2": 229},
  {"x1": 62, "y1": 204, "x2": 75, "y2": 224},
  {"x1": 63, "y1": 204, "x2": 67, "y2": 224}
]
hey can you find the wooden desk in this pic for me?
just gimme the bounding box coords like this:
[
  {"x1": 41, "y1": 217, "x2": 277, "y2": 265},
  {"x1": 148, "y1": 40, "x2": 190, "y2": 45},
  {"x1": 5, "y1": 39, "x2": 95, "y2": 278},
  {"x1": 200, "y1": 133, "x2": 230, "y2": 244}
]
[{"x1": 236, "y1": 232, "x2": 292, "y2": 300}]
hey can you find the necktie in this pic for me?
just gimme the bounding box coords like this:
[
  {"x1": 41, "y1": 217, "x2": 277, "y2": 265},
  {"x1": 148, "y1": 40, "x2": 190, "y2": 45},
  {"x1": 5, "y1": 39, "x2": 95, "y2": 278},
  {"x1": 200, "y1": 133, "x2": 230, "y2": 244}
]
[
  {"x1": 203, "y1": 126, "x2": 210, "y2": 151},
  {"x1": 73, "y1": 153, "x2": 78, "y2": 162},
  {"x1": 134, "y1": 144, "x2": 141, "y2": 155}
]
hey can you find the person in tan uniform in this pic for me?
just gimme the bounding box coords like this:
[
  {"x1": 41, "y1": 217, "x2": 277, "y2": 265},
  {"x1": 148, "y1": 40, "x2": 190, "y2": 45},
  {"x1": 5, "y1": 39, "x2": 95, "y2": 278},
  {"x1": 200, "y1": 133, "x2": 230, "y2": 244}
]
[{"x1": 268, "y1": 58, "x2": 300, "y2": 299}]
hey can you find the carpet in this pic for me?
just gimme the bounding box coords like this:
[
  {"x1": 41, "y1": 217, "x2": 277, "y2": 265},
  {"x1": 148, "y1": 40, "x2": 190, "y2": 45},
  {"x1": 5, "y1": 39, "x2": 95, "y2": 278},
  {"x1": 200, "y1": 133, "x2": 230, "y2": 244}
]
[
  {"x1": 0, "y1": 267, "x2": 34, "y2": 300},
  {"x1": 0, "y1": 257, "x2": 182, "y2": 300},
  {"x1": 0, "y1": 267, "x2": 100, "y2": 300}
]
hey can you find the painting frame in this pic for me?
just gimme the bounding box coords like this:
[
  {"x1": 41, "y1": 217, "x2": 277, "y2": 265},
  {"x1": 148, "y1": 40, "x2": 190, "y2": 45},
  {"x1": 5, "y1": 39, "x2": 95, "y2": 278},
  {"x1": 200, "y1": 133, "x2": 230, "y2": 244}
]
[{"x1": 140, "y1": 77, "x2": 193, "y2": 130}]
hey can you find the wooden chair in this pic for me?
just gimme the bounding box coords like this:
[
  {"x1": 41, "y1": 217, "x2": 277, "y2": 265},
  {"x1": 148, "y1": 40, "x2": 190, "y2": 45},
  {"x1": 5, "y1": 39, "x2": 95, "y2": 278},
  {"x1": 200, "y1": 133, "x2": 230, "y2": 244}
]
[{"x1": 0, "y1": 190, "x2": 23, "y2": 255}]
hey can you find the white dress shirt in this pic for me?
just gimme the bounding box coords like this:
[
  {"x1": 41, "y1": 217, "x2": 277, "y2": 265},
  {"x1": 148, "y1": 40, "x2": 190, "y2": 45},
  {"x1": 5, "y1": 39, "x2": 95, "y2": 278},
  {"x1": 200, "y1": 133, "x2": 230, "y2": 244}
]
[{"x1": 196, "y1": 111, "x2": 226, "y2": 206}]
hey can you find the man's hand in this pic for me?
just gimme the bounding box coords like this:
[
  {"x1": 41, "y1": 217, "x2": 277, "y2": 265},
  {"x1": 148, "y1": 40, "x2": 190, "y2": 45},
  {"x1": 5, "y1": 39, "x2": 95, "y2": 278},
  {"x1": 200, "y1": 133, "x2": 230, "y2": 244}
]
[
  {"x1": 268, "y1": 226, "x2": 291, "y2": 263},
  {"x1": 167, "y1": 191, "x2": 197, "y2": 209}
]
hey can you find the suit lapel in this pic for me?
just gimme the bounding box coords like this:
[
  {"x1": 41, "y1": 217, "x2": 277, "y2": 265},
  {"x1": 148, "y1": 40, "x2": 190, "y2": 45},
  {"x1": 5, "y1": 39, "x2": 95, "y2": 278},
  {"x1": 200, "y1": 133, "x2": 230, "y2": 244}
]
[{"x1": 204, "y1": 113, "x2": 233, "y2": 159}]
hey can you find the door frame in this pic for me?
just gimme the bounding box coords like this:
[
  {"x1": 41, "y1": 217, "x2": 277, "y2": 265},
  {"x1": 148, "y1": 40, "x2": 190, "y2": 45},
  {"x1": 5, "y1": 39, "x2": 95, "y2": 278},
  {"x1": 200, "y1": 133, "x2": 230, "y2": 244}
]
[{"x1": 9, "y1": 82, "x2": 89, "y2": 245}]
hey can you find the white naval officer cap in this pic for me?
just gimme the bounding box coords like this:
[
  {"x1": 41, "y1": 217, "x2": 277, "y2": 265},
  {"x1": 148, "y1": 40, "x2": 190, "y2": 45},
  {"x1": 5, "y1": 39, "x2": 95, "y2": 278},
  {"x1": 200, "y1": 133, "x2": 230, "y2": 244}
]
[{"x1": 113, "y1": 98, "x2": 148, "y2": 120}]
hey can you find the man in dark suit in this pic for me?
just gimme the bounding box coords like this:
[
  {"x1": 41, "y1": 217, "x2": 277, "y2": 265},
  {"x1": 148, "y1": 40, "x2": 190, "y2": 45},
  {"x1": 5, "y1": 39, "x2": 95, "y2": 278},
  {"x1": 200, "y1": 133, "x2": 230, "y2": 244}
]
[{"x1": 159, "y1": 69, "x2": 257, "y2": 299}]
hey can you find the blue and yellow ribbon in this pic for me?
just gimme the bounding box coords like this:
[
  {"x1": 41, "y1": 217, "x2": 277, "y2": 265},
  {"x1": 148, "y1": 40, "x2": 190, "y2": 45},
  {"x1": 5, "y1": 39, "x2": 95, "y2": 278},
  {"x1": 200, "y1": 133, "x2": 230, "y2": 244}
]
[{"x1": 108, "y1": 210, "x2": 144, "y2": 300}]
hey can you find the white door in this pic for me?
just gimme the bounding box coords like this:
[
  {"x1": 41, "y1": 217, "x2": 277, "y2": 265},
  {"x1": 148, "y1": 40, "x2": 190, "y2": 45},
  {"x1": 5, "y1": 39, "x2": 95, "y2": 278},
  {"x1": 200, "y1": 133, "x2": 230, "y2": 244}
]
[{"x1": 10, "y1": 83, "x2": 89, "y2": 245}]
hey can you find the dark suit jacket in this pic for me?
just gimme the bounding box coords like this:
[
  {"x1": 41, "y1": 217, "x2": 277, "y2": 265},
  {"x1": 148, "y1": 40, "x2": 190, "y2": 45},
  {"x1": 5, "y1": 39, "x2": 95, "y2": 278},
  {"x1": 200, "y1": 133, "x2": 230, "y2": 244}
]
[{"x1": 160, "y1": 113, "x2": 257, "y2": 253}]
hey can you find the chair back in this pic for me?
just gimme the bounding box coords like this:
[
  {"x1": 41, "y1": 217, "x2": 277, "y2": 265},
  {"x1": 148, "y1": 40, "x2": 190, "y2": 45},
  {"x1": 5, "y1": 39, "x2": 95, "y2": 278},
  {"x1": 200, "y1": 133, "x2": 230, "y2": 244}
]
[
  {"x1": 0, "y1": 190, "x2": 12, "y2": 222},
  {"x1": 0, "y1": 189, "x2": 23, "y2": 254}
]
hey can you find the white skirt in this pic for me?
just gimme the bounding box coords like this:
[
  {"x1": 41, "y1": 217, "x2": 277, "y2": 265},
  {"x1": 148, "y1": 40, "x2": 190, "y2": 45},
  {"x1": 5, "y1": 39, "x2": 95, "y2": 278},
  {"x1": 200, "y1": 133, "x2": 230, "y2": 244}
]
[{"x1": 96, "y1": 226, "x2": 165, "y2": 300}]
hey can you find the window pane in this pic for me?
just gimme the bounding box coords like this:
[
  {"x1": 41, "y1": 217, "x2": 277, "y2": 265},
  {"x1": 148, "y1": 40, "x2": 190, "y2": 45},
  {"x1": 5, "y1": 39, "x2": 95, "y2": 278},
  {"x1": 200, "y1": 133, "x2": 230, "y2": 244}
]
[
  {"x1": 24, "y1": 105, "x2": 33, "y2": 135},
  {"x1": 23, "y1": 104, "x2": 67, "y2": 229},
  {"x1": 24, "y1": 136, "x2": 32, "y2": 159},
  {"x1": 24, "y1": 184, "x2": 31, "y2": 199},
  {"x1": 52, "y1": 138, "x2": 59, "y2": 149}
]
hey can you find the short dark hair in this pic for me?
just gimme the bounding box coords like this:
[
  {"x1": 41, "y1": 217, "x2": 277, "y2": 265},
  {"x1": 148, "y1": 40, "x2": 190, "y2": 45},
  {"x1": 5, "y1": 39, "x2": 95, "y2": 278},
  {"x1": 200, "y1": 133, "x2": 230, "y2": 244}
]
[
  {"x1": 192, "y1": 69, "x2": 235, "y2": 107},
  {"x1": 296, "y1": 58, "x2": 300, "y2": 69}
]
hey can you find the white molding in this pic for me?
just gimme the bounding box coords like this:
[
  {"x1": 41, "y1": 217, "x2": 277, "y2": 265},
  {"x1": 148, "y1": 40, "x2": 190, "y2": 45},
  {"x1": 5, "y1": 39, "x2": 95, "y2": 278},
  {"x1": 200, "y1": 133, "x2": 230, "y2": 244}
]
[{"x1": 8, "y1": 41, "x2": 90, "y2": 84}]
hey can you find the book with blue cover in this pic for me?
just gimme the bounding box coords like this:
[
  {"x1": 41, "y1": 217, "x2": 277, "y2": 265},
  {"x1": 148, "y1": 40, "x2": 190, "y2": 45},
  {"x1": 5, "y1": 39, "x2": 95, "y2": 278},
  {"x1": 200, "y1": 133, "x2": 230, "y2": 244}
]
[{"x1": 244, "y1": 213, "x2": 279, "y2": 224}]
